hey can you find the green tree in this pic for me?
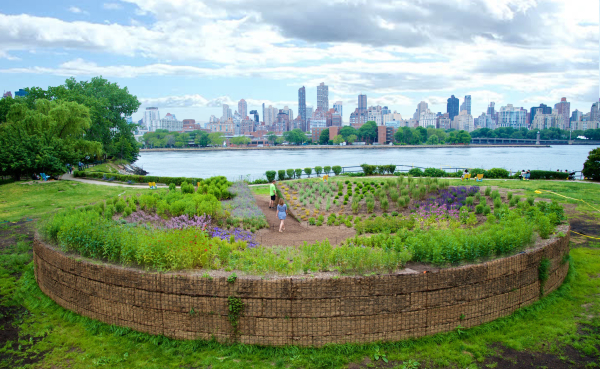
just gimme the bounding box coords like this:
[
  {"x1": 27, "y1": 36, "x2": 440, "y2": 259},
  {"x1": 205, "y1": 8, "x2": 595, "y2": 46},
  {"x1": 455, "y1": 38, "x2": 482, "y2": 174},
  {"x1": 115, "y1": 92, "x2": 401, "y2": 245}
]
[
  {"x1": 209, "y1": 132, "x2": 225, "y2": 146},
  {"x1": 333, "y1": 135, "x2": 345, "y2": 145},
  {"x1": 319, "y1": 129, "x2": 330, "y2": 145},
  {"x1": 283, "y1": 129, "x2": 307, "y2": 145},
  {"x1": 415, "y1": 126, "x2": 428, "y2": 143},
  {"x1": 193, "y1": 131, "x2": 210, "y2": 147},
  {"x1": 266, "y1": 132, "x2": 278, "y2": 145},
  {"x1": 0, "y1": 100, "x2": 102, "y2": 180},
  {"x1": 358, "y1": 121, "x2": 377, "y2": 143},
  {"x1": 339, "y1": 126, "x2": 358, "y2": 139},
  {"x1": 582, "y1": 148, "x2": 600, "y2": 180},
  {"x1": 346, "y1": 134, "x2": 358, "y2": 144},
  {"x1": 230, "y1": 136, "x2": 251, "y2": 146},
  {"x1": 0, "y1": 96, "x2": 19, "y2": 124},
  {"x1": 23, "y1": 77, "x2": 141, "y2": 162}
]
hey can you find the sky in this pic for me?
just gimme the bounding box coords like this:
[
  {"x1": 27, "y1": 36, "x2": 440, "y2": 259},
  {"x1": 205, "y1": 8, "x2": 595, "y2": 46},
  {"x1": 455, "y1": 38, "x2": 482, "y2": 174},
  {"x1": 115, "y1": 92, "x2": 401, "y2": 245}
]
[{"x1": 0, "y1": 0, "x2": 598, "y2": 124}]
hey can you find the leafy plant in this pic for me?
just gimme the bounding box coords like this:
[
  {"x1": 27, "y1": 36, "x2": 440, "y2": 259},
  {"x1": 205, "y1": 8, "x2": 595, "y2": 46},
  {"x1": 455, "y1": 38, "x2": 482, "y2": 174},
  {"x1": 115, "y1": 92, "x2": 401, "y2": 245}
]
[
  {"x1": 227, "y1": 272, "x2": 237, "y2": 284},
  {"x1": 304, "y1": 167, "x2": 312, "y2": 178},
  {"x1": 265, "y1": 170, "x2": 276, "y2": 182},
  {"x1": 314, "y1": 166, "x2": 323, "y2": 176},
  {"x1": 277, "y1": 170, "x2": 286, "y2": 181},
  {"x1": 332, "y1": 165, "x2": 342, "y2": 175}
]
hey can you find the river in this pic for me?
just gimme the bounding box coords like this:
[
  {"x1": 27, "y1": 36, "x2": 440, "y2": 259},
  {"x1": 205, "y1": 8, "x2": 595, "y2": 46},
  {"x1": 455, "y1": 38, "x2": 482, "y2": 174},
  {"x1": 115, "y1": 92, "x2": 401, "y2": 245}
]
[{"x1": 134, "y1": 145, "x2": 596, "y2": 181}]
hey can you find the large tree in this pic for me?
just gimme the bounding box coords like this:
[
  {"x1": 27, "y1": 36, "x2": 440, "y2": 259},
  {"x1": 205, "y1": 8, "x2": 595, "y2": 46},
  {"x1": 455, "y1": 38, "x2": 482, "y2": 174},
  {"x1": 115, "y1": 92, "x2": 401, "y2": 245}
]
[
  {"x1": 358, "y1": 121, "x2": 377, "y2": 144},
  {"x1": 0, "y1": 100, "x2": 102, "y2": 180},
  {"x1": 22, "y1": 77, "x2": 141, "y2": 162},
  {"x1": 319, "y1": 129, "x2": 330, "y2": 145},
  {"x1": 283, "y1": 129, "x2": 308, "y2": 145}
]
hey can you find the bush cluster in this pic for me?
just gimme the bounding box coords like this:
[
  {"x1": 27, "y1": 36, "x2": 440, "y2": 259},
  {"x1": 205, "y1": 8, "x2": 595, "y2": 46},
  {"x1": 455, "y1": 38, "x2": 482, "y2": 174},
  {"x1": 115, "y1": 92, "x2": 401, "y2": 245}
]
[
  {"x1": 74, "y1": 170, "x2": 218, "y2": 186},
  {"x1": 266, "y1": 165, "x2": 343, "y2": 181}
]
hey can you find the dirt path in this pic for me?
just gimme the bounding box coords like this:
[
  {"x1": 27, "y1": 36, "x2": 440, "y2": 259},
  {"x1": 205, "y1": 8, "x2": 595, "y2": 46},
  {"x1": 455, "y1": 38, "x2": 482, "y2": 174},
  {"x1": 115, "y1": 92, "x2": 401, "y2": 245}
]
[{"x1": 253, "y1": 194, "x2": 356, "y2": 247}]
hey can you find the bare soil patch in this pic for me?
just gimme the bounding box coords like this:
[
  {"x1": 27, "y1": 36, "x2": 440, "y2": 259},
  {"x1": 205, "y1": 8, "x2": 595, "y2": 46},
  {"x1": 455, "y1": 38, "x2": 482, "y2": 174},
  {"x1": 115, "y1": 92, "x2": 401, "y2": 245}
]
[
  {"x1": 0, "y1": 220, "x2": 35, "y2": 250},
  {"x1": 481, "y1": 343, "x2": 598, "y2": 369},
  {"x1": 253, "y1": 194, "x2": 355, "y2": 247}
]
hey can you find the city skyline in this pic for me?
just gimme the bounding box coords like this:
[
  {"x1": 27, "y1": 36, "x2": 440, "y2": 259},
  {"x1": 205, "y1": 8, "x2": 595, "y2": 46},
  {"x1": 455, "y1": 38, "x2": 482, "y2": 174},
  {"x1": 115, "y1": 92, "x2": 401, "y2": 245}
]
[{"x1": 0, "y1": 0, "x2": 597, "y2": 123}]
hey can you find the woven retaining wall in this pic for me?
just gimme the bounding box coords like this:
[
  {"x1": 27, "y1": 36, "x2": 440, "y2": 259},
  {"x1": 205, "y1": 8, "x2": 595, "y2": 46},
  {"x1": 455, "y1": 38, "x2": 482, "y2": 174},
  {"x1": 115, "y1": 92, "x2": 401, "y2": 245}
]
[{"x1": 33, "y1": 232, "x2": 570, "y2": 347}]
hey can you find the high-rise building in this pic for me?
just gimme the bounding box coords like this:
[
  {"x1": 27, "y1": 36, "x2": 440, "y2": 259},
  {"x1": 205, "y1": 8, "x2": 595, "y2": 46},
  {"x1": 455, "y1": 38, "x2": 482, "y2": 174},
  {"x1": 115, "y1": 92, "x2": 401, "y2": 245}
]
[
  {"x1": 358, "y1": 94, "x2": 367, "y2": 114},
  {"x1": 591, "y1": 100, "x2": 600, "y2": 122},
  {"x1": 298, "y1": 86, "x2": 306, "y2": 126},
  {"x1": 419, "y1": 109, "x2": 437, "y2": 128},
  {"x1": 554, "y1": 97, "x2": 571, "y2": 130},
  {"x1": 143, "y1": 107, "x2": 160, "y2": 130},
  {"x1": 249, "y1": 110, "x2": 259, "y2": 123},
  {"x1": 222, "y1": 104, "x2": 232, "y2": 121},
  {"x1": 333, "y1": 101, "x2": 343, "y2": 120},
  {"x1": 317, "y1": 82, "x2": 329, "y2": 112},
  {"x1": 447, "y1": 95, "x2": 459, "y2": 121},
  {"x1": 282, "y1": 106, "x2": 293, "y2": 122},
  {"x1": 530, "y1": 104, "x2": 552, "y2": 127},
  {"x1": 571, "y1": 110, "x2": 583, "y2": 123},
  {"x1": 238, "y1": 99, "x2": 247, "y2": 119},
  {"x1": 262, "y1": 103, "x2": 265, "y2": 123},
  {"x1": 497, "y1": 104, "x2": 528, "y2": 129},
  {"x1": 2, "y1": 91, "x2": 12, "y2": 98},
  {"x1": 413, "y1": 101, "x2": 428, "y2": 121},
  {"x1": 305, "y1": 106, "x2": 314, "y2": 121},
  {"x1": 531, "y1": 109, "x2": 564, "y2": 130},
  {"x1": 460, "y1": 95, "x2": 471, "y2": 115}
]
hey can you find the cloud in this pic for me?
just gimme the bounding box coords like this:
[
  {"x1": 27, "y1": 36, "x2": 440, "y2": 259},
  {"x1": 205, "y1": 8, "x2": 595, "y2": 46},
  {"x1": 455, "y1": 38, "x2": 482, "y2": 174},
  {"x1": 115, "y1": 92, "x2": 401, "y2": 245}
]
[
  {"x1": 103, "y1": 3, "x2": 123, "y2": 10},
  {"x1": 139, "y1": 94, "x2": 295, "y2": 110},
  {"x1": 67, "y1": 6, "x2": 89, "y2": 15}
]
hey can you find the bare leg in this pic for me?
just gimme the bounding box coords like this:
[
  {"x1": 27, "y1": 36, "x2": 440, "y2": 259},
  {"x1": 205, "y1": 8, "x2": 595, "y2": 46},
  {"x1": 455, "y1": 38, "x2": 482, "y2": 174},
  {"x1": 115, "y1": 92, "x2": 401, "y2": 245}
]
[{"x1": 279, "y1": 219, "x2": 284, "y2": 232}]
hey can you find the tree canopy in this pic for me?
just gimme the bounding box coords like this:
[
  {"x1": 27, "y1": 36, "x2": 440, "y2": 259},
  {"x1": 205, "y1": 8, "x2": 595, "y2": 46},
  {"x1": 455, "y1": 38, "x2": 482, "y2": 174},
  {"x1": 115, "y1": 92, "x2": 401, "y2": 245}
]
[
  {"x1": 283, "y1": 129, "x2": 309, "y2": 145},
  {"x1": 358, "y1": 121, "x2": 377, "y2": 143},
  {"x1": 0, "y1": 100, "x2": 102, "y2": 180},
  {"x1": 319, "y1": 129, "x2": 330, "y2": 145},
  {"x1": 18, "y1": 77, "x2": 141, "y2": 162}
]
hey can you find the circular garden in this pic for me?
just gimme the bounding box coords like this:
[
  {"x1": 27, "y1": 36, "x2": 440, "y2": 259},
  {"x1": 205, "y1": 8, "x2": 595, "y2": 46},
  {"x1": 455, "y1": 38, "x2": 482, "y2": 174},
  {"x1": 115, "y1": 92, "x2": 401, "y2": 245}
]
[{"x1": 34, "y1": 174, "x2": 571, "y2": 346}]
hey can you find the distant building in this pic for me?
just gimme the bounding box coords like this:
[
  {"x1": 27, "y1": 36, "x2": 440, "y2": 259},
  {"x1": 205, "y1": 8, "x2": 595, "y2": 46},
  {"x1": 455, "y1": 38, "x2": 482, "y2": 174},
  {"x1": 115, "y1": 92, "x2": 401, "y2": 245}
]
[
  {"x1": 530, "y1": 104, "x2": 552, "y2": 127},
  {"x1": 554, "y1": 97, "x2": 571, "y2": 130},
  {"x1": 298, "y1": 86, "x2": 306, "y2": 128},
  {"x1": 447, "y1": 95, "x2": 459, "y2": 121},
  {"x1": 453, "y1": 110, "x2": 474, "y2": 132},
  {"x1": 591, "y1": 100, "x2": 600, "y2": 122},
  {"x1": 383, "y1": 111, "x2": 403, "y2": 125},
  {"x1": 276, "y1": 109, "x2": 291, "y2": 132},
  {"x1": 413, "y1": 101, "x2": 428, "y2": 121},
  {"x1": 326, "y1": 108, "x2": 342, "y2": 127},
  {"x1": 14, "y1": 89, "x2": 28, "y2": 97},
  {"x1": 282, "y1": 106, "x2": 293, "y2": 123},
  {"x1": 419, "y1": 109, "x2": 437, "y2": 128},
  {"x1": 497, "y1": 104, "x2": 528, "y2": 129},
  {"x1": 531, "y1": 109, "x2": 564, "y2": 130},
  {"x1": 238, "y1": 99, "x2": 247, "y2": 119},
  {"x1": 317, "y1": 82, "x2": 329, "y2": 112},
  {"x1": 333, "y1": 101, "x2": 343, "y2": 121},
  {"x1": 2, "y1": 91, "x2": 12, "y2": 98},
  {"x1": 249, "y1": 110, "x2": 259, "y2": 123},
  {"x1": 460, "y1": 95, "x2": 471, "y2": 115},
  {"x1": 368, "y1": 105, "x2": 383, "y2": 125},
  {"x1": 437, "y1": 113, "x2": 451, "y2": 130},
  {"x1": 222, "y1": 104, "x2": 232, "y2": 122},
  {"x1": 571, "y1": 110, "x2": 583, "y2": 123},
  {"x1": 143, "y1": 107, "x2": 160, "y2": 130},
  {"x1": 182, "y1": 119, "x2": 204, "y2": 132}
]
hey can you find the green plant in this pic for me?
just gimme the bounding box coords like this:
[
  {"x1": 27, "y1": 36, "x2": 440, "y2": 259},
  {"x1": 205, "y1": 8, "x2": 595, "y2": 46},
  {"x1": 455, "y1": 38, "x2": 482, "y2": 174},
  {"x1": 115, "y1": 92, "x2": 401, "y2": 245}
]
[
  {"x1": 373, "y1": 346, "x2": 388, "y2": 363},
  {"x1": 408, "y1": 168, "x2": 424, "y2": 177},
  {"x1": 332, "y1": 165, "x2": 342, "y2": 175},
  {"x1": 227, "y1": 296, "x2": 245, "y2": 340},
  {"x1": 304, "y1": 167, "x2": 312, "y2": 178},
  {"x1": 465, "y1": 197, "x2": 474, "y2": 206},
  {"x1": 484, "y1": 187, "x2": 491, "y2": 196},
  {"x1": 227, "y1": 273, "x2": 237, "y2": 284},
  {"x1": 323, "y1": 166, "x2": 331, "y2": 175},
  {"x1": 527, "y1": 197, "x2": 535, "y2": 206},
  {"x1": 308, "y1": 217, "x2": 316, "y2": 225},
  {"x1": 169, "y1": 183, "x2": 176, "y2": 191},
  {"x1": 582, "y1": 147, "x2": 600, "y2": 180},
  {"x1": 286, "y1": 169, "x2": 295, "y2": 179},
  {"x1": 315, "y1": 166, "x2": 323, "y2": 176},
  {"x1": 277, "y1": 170, "x2": 286, "y2": 181},
  {"x1": 294, "y1": 168, "x2": 303, "y2": 178},
  {"x1": 536, "y1": 215, "x2": 554, "y2": 239},
  {"x1": 483, "y1": 205, "x2": 491, "y2": 215},
  {"x1": 475, "y1": 204, "x2": 484, "y2": 214},
  {"x1": 507, "y1": 192, "x2": 513, "y2": 200},
  {"x1": 265, "y1": 170, "x2": 276, "y2": 182}
]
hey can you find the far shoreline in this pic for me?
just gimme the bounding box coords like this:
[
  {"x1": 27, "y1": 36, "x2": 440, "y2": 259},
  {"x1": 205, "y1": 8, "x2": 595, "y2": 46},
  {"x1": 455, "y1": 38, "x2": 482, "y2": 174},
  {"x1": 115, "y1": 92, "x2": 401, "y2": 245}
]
[{"x1": 140, "y1": 144, "x2": 550, "y2": 152}]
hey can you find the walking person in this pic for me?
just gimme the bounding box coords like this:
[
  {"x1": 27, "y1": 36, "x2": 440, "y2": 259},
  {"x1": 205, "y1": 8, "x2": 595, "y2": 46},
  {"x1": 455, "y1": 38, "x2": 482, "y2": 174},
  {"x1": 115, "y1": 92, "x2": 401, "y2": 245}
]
[
  {"x1": 269, "y1": 179, "x2": 277, "y2": 209},
  {"x1": 277, "y1": 198, "x2": 288, "y2": 232}
]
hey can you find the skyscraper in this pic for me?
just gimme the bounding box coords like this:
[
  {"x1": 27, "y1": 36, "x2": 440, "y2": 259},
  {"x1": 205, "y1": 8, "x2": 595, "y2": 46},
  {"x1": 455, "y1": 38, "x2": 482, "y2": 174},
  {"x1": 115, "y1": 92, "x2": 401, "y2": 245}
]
[
  {"x1": 447, "y1": 95, "x2": 459, "y2": 121},
  {"x1": 238, "y1": 99, "x2": 247, "y2": 119},
  {"x1": 222, "y1": 104, "x2": 232, "y2": 121},
  {"x1": 530, "y1": 104, "x2": 552, "y2": 126},
  {"x1": 262, "y1": 103, "x2": 265, "y2": 124},
  {"x1": 460, "y1": 95, "x2": 471, "y2": 115},
  {"x1": 298, "y1": 86, "x2": 306, "y2": 125},
  {"x1": 249, "y1": 110, "x2": 259, "y2": 123},
  {"x1": 333, "y1": 101, "x2": 343, "y2": 119},
  {"x1": 554, "y1": 97, "x2": 571, "y2": 130},
  {"x1": 358, "y1": 94, "x2": 367, "y2": 114},
  {"x1": 413, "y1": 101, "x2": 428, "y2": 120},
  {"x1": 317, "y1": 82, "x2": 329, "y2": 112},
  {"x1": 591, "y1": 99, "x2": 600, "y2": 122}
]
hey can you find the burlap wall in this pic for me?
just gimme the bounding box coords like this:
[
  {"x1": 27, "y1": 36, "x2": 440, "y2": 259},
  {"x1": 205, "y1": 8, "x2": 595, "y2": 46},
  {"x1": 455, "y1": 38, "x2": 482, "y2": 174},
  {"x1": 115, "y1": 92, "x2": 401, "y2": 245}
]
[{"x1": 33, "y1": 232, "x2": 570, "y2": 346}]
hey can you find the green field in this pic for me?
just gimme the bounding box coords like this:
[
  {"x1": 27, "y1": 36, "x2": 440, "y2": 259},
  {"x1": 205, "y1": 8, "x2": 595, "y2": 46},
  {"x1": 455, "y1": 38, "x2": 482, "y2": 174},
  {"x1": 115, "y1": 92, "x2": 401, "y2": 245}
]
[{"x1": 1, "y1": 178, "x2": 599, "y2": 368}]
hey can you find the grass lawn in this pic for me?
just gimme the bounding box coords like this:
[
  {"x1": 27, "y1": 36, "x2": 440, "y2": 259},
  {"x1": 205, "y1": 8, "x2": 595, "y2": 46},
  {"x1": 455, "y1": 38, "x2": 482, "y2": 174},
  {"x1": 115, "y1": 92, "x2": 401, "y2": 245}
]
[
  {"x1": 87, "y1": 162, "x2": 119, "y2": 174},
  {"x1": 0, "y1": 178, "x2": 599, "y2": 368}
]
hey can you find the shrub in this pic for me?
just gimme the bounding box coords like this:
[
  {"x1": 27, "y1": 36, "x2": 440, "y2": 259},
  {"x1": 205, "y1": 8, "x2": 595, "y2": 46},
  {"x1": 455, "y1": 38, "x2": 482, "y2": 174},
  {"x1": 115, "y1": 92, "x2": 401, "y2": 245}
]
[
  {"x1": 485, "y1": 168, "x2": 510, "y2": 179},
  {"x1": 527, "y1": 197, "x2": 535, "y2": 206},
  {"x1": 278, "y1": 170, "x2": 286, "y2": 181},
  {"x1": 475, "y1": 204, "x2": 484, "y2": 214},
  {"x1": 360, "y1": 164, "x2": 377, "y2": 176},
  {"x1": 294, "y1": 168, "x2": 303, "y2": 179},
  {"x1": 381, "y1": 198, "x2": 389, "y2": 212},
  {"x1": 423, "y1": 168, "x2": 446, "y2": 177},
  {"x1": 304, "y1": 168, "x2": 312, "y2": 177},
  {"x1": 315, "y1": 166, "x2": 323, "y2": 176},
  {"x1": 507, "y1": 192, "x2": 513, "y2": 200},
  {"x1": 493, "y1": 198, "x2": 502, "y2": 209},
  {"x1": 286, "y1": 169, "x2": 295, "y2": 179},
  {"x1": 509, "y1": 197, "x2": 517, "y2": 207},
  {"x1": 181, "y1": 181, "x2": 195, "y2": 194},
  {"x1": 115, "y1": 199, "x2": 127, "y2": 213},
  {"x1": 582, "y1": 148, "x2": 600, "y2": 180},
  {"x1": 332, "y1": 165, "x2": 343, "y2": 176},
  {"x1": 491, "y1": 190, "x2": 500, "y2": 199},
  {"x1": 266, "y1": 171, "x2": 276, "y2": 182},
  {"x1": 484, "y1": 187, "x2": 491, "y2": 196},
  {"x1": 169, "y1": 183, "x2": 176, "y2": 191},
  {"x1": 323, "y1": 166, "x2": 331, "y2": 175},
  {"x1": 529, "y1": 170, "x2": 569, "y2": 180},
  {"x1": 376, "y1": 165, "x2": 387, "y2": 175},
  {"x1": 308, "y1": 217, "x2": 316, "y2": 225},
  {"x1": 483, "y1": 205, "x2": 491, "y2": 215},
  {"x1": 536, "y1": 215, "x2": 554, "y2": 239},
  {"x1": 408, "y1": 168, "x2": 424, "y2": 177},
  {"x1": 465, "y1": 196, "x2": 474, "y2": 206}
]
